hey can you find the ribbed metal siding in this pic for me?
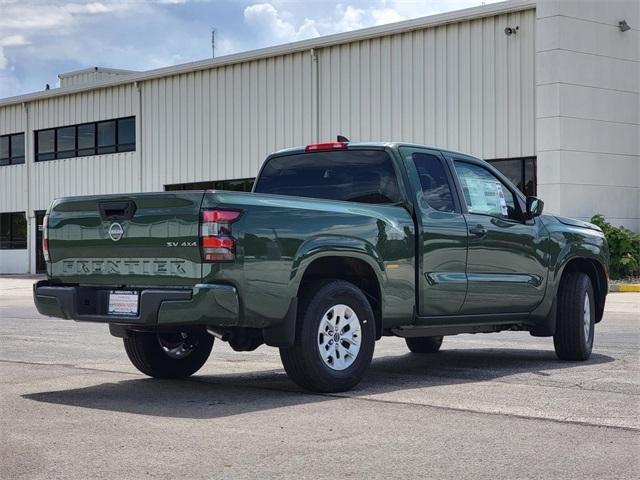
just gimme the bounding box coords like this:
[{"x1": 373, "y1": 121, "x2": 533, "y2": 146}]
[
  {"x1": 59, "y1": 71, "x2": 131, "y2": 88},
  {"x1": 140, "y1": 51, "x2": 315, "y2": 189},
  {"x1": 28, "y1": 85, "x2": 140, "y2": 210},
  {"x1": 318, "y1": 9, "x2": 535, "y2": 159},
  {"x1": 0, "y1": 104, "x2": 27, "y2": 211},
  {"x1": 1, "y1": 9, "x2": 535, "y2": 210}
]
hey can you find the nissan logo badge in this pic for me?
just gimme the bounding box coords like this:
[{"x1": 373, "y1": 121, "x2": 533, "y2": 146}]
[{"x1": 108, "y1": 222, "x2": 124, "y2": 242}]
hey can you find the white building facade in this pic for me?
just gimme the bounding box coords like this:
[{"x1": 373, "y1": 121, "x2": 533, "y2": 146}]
[{"x1": 0, "y1": 0, "x2": 638, "y2": 274}]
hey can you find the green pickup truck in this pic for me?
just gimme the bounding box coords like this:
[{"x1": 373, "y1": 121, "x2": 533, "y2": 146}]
[{"x1": 34, "y1": 142, "x2": 609, "y2": 392}]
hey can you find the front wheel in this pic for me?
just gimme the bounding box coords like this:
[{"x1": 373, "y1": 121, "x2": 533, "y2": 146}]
[
  {"x1": 553, "y1": 272, "x2": 595, "y2": 361},
  {"x1": 280, "y1": 280, "x2": 376, "y2": 393},
  {"x1": 123, "y1": 328, "x2": 214, "y2": 378}
]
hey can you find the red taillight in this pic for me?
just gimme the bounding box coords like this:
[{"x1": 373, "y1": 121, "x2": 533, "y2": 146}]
[
  {"x1": 202, "y1": 210, "x2": 241, "y2": 223},
  {"x1": 202, "y1": 236, "x2": 234, "y2": 249},
  {"x1": 305, "y1": 142, "x2": 348, "y2": 152},
  {"x1": 42, "y1": 215, "x2": 50, "y2": 263},
  {"x1": 201, "y1": 209, "x2": 241, "y2": 262}
]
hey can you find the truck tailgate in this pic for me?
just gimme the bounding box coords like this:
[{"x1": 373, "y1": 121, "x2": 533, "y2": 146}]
[{"x1": 47, "y1": 192, "x2": 205, "y2": 286}]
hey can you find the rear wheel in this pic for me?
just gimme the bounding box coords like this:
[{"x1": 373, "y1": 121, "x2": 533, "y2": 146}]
[
  {"x1": 123, "y1": 328, "x2": 214, "y2": 378},
  {"x1": 553, "y1": 272, "x2": 595, "y2": 361},
  {"x1": 405, "y1": 336, "x2": 443, "y2": 354},
  {"x1": 280, "y1": 280, "x2": 376, "y2": 393}
]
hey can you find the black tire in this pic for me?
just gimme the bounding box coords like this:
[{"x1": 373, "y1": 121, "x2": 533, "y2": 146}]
[
  {"x1": 405, "y1": 336, "x2": 443, "y2": 353},
  {"x1": 280, "y1": 280, "x2": 376, "y2": 393},
  {"x1": 553, "y1": 272, "x2": 595, "y2": 361},
  {"x1": 123, "y1": 328, "x2": 214, "y2": 379}
]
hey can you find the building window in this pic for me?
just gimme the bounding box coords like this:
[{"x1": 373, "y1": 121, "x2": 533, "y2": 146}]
[
  {"x1": 0, "y1": 212, "x2": 27, "y2": 250},
  {"x1": 0, "y1": 133, "x2": 25, "y2": 166},
  {"x1": 488, "y1": 157, "x2": 536, "y2": 197},
  {"x1": 164, "y1": 178, "x2": 255, "y2": 192},
  {"x1": 35, "y1": 116, "x2": 135, "y2": 161}
]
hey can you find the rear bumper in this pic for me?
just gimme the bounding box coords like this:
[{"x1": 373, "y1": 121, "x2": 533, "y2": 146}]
[{"x1": 33, "y1": 280, "x2": 240, "y2": 327}]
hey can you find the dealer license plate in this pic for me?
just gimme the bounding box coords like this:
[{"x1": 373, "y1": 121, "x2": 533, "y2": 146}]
[{"x1": 108, "y1": 290, "x2": 139, "y2": 316}]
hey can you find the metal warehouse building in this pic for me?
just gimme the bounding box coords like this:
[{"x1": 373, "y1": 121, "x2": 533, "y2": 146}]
[{"x1": 0, "y1": 0, "x2": 638, "y2": 274}]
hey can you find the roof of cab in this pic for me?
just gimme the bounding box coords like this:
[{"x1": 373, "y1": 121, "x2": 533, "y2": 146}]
[{"x1": 271, "y1": 142, "x2": 478, "y2": 159}]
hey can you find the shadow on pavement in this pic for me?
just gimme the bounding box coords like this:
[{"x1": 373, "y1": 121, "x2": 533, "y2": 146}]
[{"x1": 23, "y1": 348, "x2": 614, "y2": 419}]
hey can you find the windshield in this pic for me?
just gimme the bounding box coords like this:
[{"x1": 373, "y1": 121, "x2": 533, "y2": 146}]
[{"x1": 254, "y1": 150, "x2": 402, "y2": 204}]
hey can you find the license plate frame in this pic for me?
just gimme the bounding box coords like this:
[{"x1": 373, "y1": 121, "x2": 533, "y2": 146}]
[{"x1": 108, "y1": 290, "x2": 139, "y2": 316}]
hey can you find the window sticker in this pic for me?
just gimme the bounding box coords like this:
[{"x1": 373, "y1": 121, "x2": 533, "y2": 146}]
[
  {"x1": 495, "y1": 182, "x2": 509, "y2": 216},
  {"x1": 460, "y1": 174, "x2": 502, "y2": 215}
]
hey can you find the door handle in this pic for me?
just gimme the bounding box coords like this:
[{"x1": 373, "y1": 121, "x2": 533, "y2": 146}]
[{"x1": 469, "y1": 225, "x2": 487, "y2": 238}]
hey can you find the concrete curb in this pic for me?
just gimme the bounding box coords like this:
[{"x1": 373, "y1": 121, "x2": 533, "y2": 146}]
[{"x1": 609, "y1": 284, "x2": 640, "y2": 293}]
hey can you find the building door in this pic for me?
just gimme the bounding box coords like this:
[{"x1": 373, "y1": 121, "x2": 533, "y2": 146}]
[{"x1": 35, "y1": 211, "x2": 46, "y2": 274}]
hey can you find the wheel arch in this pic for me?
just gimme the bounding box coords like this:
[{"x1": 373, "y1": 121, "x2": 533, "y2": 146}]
[
  {"x1": 296, "y1": 254, "x2": 384, "y2": 339},
  {"x1": 558, "y1": 257, "x2": 608, "y2": 323}
]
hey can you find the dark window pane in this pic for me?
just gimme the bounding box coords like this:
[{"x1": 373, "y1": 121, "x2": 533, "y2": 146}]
[
  {"x1": 11, "y1": 133, "x2": 24, "y2": 159},
  {"x1": 97, "y1": 121, "x2": 116, "y2": 147},
  {"x1": 0, "y1": 212, "x2": 27, "y2": 249},
  {"x1": 78, "y1": 124, "x2": 95, "y2": 149},
  {"x1": 165, "y1": 181, "x2": 215, "y2": 191},
  {"x1": 78, "y1": 148, "x2": 95, "y2": 157},
  {"x1": 524, "y1": 158, "x2": 536, "y2": 196},
  {"x1": 117, "y1": 143, "x2": 135, "y2": 153},
  {"x1": 0, "y1": 213, "x2": 9, "y2": 247},
  {"x1": 412, "y1": 153, "x2": 455, "y2": 212},
  {"x1": 255, "y1": 150, "x2": 401, "y2": 204},
  {"x1": 490, "y1": 159, "x2": 522, "y2": 192},
  {"x1": 37, "y1": 153, "x2": 55, "y2": 161},
  {"x1": 0, "y1": 136, "x2": 9, "y2": 159},
  {"x1": 57, "y1": 126, "x2": 76, "y2": 154},
  {"x1": 454, "y1": 161, "x2": 518, "y2": 220},
  {"x1": 220, "y1": 178, "x2": 254, "y2": 192},
  {"x1": 117, "y1": 117, "x2": 135, "y2": 146},
  {"x1": 97, "y1": 146, "x2": 117, "y2": 154},
  {"x1": 37, "y1": 130, "x2": 55, "y2": 154},
  {"x1": 11, "y1": 213, "x2": 27, "y2": 249}
]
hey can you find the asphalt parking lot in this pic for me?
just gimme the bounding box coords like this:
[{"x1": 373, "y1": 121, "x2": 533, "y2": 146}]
[{"x1": 1, "y1": 277, "x2": 638, "y2": 479}]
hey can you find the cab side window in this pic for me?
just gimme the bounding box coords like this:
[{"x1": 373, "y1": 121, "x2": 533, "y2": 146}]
[
  {"x1": 411, "y1": 153, "x2": 456, "y2": 213},
  {"x1": 454, "y1": 161, "x2": 519, "y2": 220}
]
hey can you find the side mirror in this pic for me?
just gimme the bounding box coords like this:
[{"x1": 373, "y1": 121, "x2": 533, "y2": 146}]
[{"x1": 526, "y1": 196, "x2": 544, "y2": 218}]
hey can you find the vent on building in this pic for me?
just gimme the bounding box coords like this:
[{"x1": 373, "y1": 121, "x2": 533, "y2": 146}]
[{"x1": 58, "y1": 67, "x2": 138, "y2": 88}]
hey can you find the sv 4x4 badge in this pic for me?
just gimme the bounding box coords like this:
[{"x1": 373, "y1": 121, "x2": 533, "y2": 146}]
[{"x1": 166, "y1": 241, "x2": 197, "y2": 247}]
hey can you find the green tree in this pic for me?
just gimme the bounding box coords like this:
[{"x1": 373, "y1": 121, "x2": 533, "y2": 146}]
[{"x1": 590, "y1": 214, "x2": 640, "y2": 279}]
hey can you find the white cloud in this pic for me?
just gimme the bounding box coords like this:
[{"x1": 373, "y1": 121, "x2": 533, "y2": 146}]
[
  {"x1": 0, "y1": 35, "x2": 29, "y2": 47},
  {"x1": 0, "y1": 35, "x2": 29, "y2": 70},
  {"x1": 244, "y1": 3, "x2": 320, "y2": 43}
]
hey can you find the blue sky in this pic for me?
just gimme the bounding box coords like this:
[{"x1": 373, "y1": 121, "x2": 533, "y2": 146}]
[{"x1": 0, "y1": 0, "x2": 501, "y2": 98}]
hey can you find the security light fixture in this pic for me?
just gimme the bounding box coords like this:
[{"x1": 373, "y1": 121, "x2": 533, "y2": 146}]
[
  {"x1": 504, "y1": 26, "x2": 519, "y2": 36},
  {"x1": 618, "y1": 20, "x2": 630, "y2": 32}
]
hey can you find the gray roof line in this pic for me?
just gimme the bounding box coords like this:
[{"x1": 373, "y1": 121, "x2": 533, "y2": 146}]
[{"x1": 58, "y1": 67, "x2": 139, "y2": 79}]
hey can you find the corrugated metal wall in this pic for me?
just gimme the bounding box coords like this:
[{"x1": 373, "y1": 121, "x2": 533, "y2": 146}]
[
  {"x1": 318, "y1": 9, "x2": 535, "y2": 159},
  {"x1": 0, "y1": 7, "x2": 535, "y2": 227},
  {"x1": 59, "y1": 70, "x2": 133, "y2": 88},
  {"x1": 0, "y1": 104, "x2": 27, "y2": 212},
  {"x1": 28, "y1": 85, "x2": 140, "y2": 210},
  {"x1": 140, "y1": 51, "x2": 316, "y2": 190}
]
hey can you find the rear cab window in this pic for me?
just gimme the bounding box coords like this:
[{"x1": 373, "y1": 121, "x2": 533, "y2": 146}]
[
  {"x1": 254, "y1": 149, "x2": 402, "y2": 205},
  {"x1": 411, "y1": 152, "x2": 456, "y2": 213}
]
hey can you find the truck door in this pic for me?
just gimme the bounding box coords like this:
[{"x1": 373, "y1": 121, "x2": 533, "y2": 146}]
[
  {"x1": 400, "y1": 147, "x2": 468, "y2": 316},
  {"x1": 448, "y1": 157, "x2": 547, "y2": 314}
]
